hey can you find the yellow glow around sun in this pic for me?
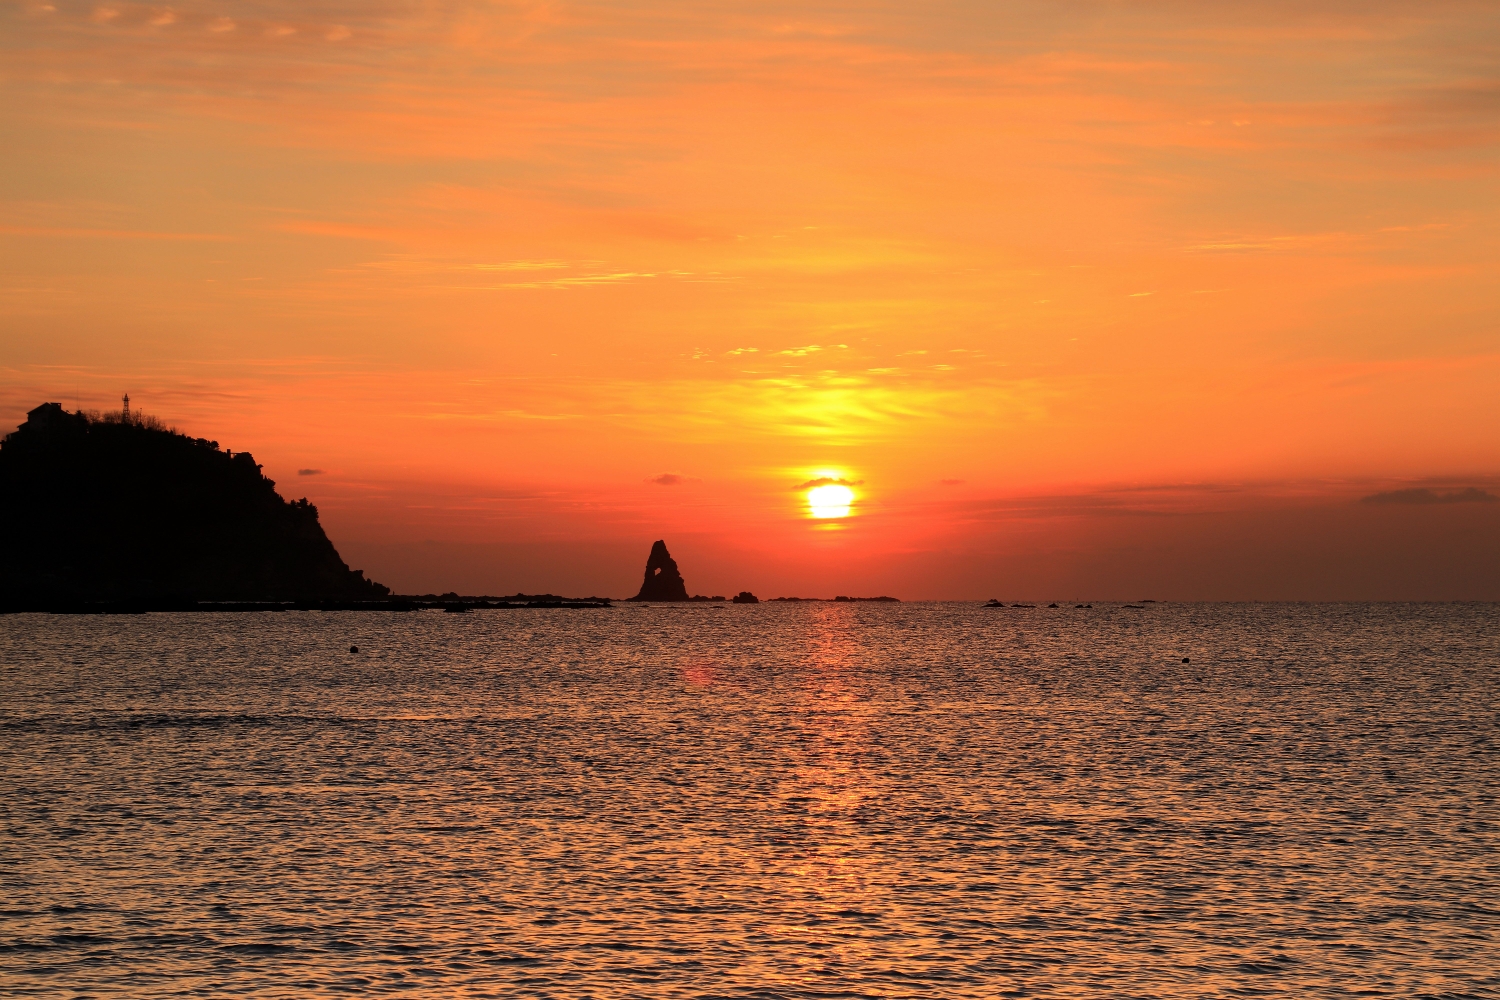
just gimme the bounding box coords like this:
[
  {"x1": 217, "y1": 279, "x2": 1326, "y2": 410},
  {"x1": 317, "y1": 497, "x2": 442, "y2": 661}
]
[{"x1": 807, "y1": 483, "x2": 854, "y2": 518}]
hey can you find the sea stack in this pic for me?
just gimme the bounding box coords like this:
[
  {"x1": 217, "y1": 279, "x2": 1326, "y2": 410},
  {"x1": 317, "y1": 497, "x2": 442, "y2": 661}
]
[{"x1": 630, "y1": 539, "x2": 690, "y2": 601}]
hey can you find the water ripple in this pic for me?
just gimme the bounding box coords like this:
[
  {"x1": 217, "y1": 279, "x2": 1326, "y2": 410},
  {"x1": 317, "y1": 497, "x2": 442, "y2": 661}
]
[{"x1": 0, "y1": 603, "x2": 1496, "y2": 997}]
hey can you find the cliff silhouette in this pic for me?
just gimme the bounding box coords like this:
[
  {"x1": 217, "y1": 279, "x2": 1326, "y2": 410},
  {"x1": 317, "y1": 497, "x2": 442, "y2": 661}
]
[
  {"x1": 0, "y1": 403, "x2": 388, "y2": 603},
  {"x1": 630, "y1": 540, "x2": 690, "y2": 601}
]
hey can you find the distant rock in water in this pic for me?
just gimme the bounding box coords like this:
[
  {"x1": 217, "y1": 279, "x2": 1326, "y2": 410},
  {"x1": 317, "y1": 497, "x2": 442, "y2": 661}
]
[
  {"x1": 629, "y1": 539, "x2": 690, "y2": 601},
  {"x1": 0, "y1": 403, "x2": 389, "y2": 602},
  {"x1": 732, "y1": 591, "x2": 759, "y2": 604},
  {"x1": 770, "y1": 595, "x2": 900, "y2": 603}
]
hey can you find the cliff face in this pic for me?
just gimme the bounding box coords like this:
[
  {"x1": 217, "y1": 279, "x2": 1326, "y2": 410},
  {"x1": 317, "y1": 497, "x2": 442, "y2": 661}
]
[
  {"x1": 0, "y1": 403, "x2": 388, "y2": 602},
  {"x1": 630, "y1": 539, "x2": 690, "y2": 601}
]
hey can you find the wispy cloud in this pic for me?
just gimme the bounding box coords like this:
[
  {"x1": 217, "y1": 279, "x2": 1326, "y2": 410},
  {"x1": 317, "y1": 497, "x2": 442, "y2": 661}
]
[
  {"x1": 473, "y1": 260, "x2": 572, "y2": 272},
  {"x1": 0, "y1": 225, "x2": 230, "y2": 241},
  {"x1": 795, "y1": 476, "x2": 863, "y2": 491},
  {"x1": 1362, "y1": 487, "x2": 1498, "y2": 505},
  {"x1": 497, "y1": 271, "x2": 666, "y2": 289}
]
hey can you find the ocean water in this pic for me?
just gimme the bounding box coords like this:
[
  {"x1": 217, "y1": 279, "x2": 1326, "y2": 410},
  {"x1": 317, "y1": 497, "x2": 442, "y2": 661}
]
[{"x1": 1, "y1": 602, "x2": 1495, "y2": 999}]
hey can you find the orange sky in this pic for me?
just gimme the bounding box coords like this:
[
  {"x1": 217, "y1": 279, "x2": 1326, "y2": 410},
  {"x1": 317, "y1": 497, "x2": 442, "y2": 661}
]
[{"x1": 3, "y1": 0, "x2": 1498, "y2": 598}]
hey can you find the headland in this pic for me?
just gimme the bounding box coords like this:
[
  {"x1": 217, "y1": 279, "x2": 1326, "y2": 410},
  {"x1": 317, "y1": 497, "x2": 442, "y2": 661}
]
[{"x1": 0, "y1": 402, "x2": 387, "y2": 610}]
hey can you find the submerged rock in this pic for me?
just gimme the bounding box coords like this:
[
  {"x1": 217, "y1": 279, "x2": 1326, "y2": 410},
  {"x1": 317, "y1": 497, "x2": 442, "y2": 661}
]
[{"x1": 629, "y1": 540, "x2": 690, "y2": 601}]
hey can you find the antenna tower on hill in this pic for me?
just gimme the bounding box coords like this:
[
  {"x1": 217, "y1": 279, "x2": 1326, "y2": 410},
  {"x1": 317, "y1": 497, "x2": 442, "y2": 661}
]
[{"x1": 122, "y1": 393, "x2": 130, "y2": 422}]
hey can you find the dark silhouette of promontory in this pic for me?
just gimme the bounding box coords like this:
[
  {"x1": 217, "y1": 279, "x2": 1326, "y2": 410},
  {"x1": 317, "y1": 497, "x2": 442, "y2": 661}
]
[
  {"x1": 630, "y1": 539, "x2": 690, "y2": 601},
  {"x1": 0, "y1": 403, "x2": 388, "y2": 606}
]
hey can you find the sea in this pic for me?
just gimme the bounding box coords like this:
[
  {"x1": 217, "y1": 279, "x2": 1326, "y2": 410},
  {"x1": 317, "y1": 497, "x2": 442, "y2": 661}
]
[{"x1": 1, "y1": 602, "x2": 1495, "y2": 998}]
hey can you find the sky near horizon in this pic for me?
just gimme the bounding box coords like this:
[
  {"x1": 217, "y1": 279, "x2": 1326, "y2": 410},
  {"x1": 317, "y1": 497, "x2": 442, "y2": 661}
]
[{"x1": 2, "y1": 0, "x2": 1498, "y2": 598}]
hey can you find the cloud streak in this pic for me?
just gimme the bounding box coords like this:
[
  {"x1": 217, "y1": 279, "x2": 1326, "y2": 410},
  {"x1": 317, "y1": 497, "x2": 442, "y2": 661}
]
[
  {"x1": 1362, "y1": 487, "x2": 1498, "y2": 506},
  {"x1": 795, "y1": 476, "x2": 863, "y2": 491}
]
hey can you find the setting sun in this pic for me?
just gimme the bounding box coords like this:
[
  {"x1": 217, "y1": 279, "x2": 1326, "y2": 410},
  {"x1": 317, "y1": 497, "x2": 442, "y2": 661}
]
[{"x1": 807, "y1": 484, "x2": 854, "y2": 519}]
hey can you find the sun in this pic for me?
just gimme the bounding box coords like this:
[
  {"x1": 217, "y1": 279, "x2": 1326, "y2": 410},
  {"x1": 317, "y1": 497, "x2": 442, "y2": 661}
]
[{"x1": 807, "y1": 483, "x2": 854, "y2": 519}]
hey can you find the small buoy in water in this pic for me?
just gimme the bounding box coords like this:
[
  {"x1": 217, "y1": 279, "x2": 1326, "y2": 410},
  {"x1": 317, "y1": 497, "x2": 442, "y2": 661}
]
[
  {"x1": 1182, "y1": 656, "x2": 1189, "y2": 663},
  {"x1": 349, "y1": 645, "x2": 359, "y2": 653}
]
